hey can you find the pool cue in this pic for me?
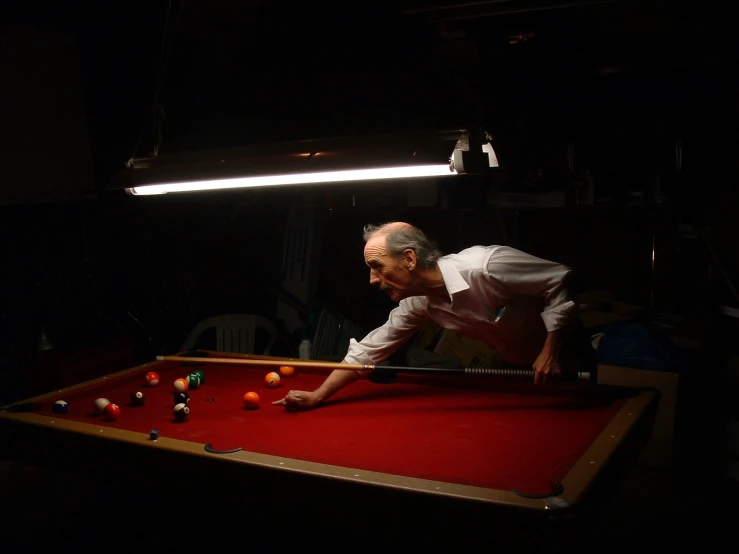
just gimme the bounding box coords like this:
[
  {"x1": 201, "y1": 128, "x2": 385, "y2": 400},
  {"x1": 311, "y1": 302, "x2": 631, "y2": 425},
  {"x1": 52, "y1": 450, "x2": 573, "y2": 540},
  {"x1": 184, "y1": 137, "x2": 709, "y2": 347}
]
[{"x1": 155, "y1": 355, "x2": 591, "y2": 383}]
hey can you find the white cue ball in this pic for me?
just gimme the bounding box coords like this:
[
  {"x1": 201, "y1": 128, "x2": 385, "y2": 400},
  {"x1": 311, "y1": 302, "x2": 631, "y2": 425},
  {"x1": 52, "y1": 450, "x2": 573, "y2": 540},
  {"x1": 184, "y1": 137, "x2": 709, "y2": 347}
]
[{"x1": 93, "y1": 398, "x2": 111, "y2": 414}]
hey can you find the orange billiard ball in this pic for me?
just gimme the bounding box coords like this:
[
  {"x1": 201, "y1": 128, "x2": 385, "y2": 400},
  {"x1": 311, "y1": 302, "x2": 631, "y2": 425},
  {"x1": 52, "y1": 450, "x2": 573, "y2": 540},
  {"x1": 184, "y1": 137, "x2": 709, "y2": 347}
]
[
  {"x1": 174, "y1": 378, "x2": 189, "y2": 392},
  {"x1": 243, "y1": 391, "x2": 260, "y2": 410},
  {"x1": 279, "y1": 365, "x2": 295, "y2": 377},
  {"x1": 265, "y1": 372, "x2": 281, "y2": 388}
]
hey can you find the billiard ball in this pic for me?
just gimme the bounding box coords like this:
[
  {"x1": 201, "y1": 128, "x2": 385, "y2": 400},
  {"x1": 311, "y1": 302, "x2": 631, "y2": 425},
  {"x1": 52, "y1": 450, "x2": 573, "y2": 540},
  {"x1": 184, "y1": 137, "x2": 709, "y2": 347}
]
[
  {"x1": 173, "y1": 403, "x2": 190, "y2": 422},
  {"x1": 192, "y1": 369, "x2": 205, "y2": 384},
  {"x1": 243, "y1": 391, "x2": 260, "y2": 410},
  {"x1": 93, "y1": 398, "x2": 111, "y2": 414},
  {"x1": 279, "y1": 365, "x2": 295, "y2": 377},
  {"x1": 187, "y1": 373, "x2": 201, "y2": 390},
  {"x1": 103, "y1": 403, "x2": 121, "y2": 421},
  {"x1": 130, "y1": 391, "x2": 145, "y2": 406},
  {"x1": 146, "y1": 372, "x2": 160, "y2": 386},
  {"x1": 173, "y1": 391, "x2": 190, "y2": 405},
  {"x1": 52, "y1": 400, "x2": 68, "y2": 414},
  {"x1": 265, "y1": 372, "x2": 281, "y2": 388},
  {"x1": 173, "y1": 378, "x2": 189, "y2": 392}
]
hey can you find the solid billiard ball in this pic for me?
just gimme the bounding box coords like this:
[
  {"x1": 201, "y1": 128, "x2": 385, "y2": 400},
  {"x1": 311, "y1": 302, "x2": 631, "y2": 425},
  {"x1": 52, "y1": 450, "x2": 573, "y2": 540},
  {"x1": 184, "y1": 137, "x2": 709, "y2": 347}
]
[
  {"x1": 173, "y1": 403, "x2": 190, "y2": 422},
  {"x1": 173, "y1": 378, "x2": 189, "y2": 392},
  {"x1": 146, "y1": 372, "x2": 160, "y2": 386},
  {"x1": 103, "y1": 403, "x2": 121, "y2": 421},
  {"x1": 52, "y1": 400, "x2": 69, "y2": 414},
  {"x1": 243, "y1": 391, "x2": 260, "y2": 410},
  {"x1": 279, "y1": 365, "x2": 295, "y2": 377},
  {"x1": 192, "y1": 369, "x2": 205, "y2": 384},
  {"x1": 187, "y1": 373, "x2": 201, "y2": 390},
  {"x1": 265, "y1": 372, "x2": 281, "y2": 388},
  {"x1": 130, "y1": 391, "x2": 145, "y2": 406},
  {"x1": 173, "y1": 391, "x2": 190, "y2": 406},
  {"x1": 93, "y1": 398, "x2": 111, "y2": 414}
]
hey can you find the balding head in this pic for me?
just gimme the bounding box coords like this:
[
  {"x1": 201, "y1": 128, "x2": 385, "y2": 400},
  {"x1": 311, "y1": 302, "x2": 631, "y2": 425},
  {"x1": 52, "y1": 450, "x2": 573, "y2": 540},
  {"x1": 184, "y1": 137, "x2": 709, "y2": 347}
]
[
  {"x1": 363, "y1": 222, "x2": 441, "y2": 270},
  {"x1": 369, "y1": 221, "x2": 413, "y2": 236}
]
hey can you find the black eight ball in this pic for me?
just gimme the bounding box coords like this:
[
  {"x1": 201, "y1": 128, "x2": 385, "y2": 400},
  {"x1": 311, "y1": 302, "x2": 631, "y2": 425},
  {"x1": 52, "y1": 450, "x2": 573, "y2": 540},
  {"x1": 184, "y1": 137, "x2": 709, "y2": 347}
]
[
  {"x1": 130, "y1": 391, "x2": 145, "y2": 406},
  {"x1": 174, "y1": 391, "x2": 190, "y2": 405}
]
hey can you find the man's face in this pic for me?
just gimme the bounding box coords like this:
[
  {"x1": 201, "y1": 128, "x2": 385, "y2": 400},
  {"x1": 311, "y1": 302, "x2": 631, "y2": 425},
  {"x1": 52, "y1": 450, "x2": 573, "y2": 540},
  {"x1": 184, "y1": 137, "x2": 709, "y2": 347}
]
[{"x1": 364, "y1": 234, "x2": 413, "y2": 302}]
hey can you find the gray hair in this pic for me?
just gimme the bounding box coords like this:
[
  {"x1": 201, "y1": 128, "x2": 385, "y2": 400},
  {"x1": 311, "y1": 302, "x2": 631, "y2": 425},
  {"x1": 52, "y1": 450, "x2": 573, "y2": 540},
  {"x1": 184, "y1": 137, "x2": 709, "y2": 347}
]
[{"x1": 363, "y1": 222, "x2": 442, "y2": 270}]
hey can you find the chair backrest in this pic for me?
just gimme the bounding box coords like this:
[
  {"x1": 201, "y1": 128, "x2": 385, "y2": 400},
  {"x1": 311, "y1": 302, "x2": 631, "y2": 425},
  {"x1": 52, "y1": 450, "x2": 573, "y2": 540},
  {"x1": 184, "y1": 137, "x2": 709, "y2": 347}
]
[{"x1": 181, "y1": 314, "x2": 277, "y2": 355}]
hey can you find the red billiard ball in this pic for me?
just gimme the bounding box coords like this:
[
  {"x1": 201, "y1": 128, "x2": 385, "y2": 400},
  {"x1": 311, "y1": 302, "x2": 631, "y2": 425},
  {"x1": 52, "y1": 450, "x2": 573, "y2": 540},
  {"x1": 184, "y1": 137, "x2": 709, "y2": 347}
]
[
  {"x1": 146, "y1": 372, "x2": 160, "y2": 387},
  {"x1": 103, "y1": 403, "x2": 121, "y2": 421}
]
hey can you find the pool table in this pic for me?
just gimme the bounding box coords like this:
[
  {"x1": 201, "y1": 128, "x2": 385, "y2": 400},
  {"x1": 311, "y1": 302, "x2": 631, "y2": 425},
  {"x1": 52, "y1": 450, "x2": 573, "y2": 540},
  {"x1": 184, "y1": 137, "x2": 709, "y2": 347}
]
[{"x1": 1, "y1": 351, "x2": 658, "y2": 549}]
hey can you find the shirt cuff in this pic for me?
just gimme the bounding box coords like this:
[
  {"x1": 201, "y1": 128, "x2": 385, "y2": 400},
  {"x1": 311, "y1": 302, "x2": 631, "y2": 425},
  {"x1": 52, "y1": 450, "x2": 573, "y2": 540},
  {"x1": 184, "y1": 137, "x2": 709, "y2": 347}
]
[
  {"x1": 540, "y1": 300, "x2": 577, "y2": 331},
  {"x1": 343, "y1": 338, "x2": 374, "y2": 377}
]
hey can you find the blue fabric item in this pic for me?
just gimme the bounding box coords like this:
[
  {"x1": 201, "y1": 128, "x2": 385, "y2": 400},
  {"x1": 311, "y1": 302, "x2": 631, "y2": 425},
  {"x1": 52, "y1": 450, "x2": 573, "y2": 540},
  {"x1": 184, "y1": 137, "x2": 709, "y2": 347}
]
[{"x1": 593, "y1": 322, "x2": 692, "y2": 371}]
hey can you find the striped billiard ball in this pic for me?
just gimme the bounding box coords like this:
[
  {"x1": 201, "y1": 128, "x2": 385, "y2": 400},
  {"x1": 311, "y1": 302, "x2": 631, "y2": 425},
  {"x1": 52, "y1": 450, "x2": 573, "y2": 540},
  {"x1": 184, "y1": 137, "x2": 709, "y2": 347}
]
[
  {"x1": 103, "y1": 403, "x2": 121, "y2": 421},
  {"x1": 187, "y1": 373, "x2": 201, "y2": 390},
  {"x1": 173, "y1": 378, "x2": 189, "y2": 392},
  {"x1": 192, "y1": 369, "x2": 205, "y2": 384}
]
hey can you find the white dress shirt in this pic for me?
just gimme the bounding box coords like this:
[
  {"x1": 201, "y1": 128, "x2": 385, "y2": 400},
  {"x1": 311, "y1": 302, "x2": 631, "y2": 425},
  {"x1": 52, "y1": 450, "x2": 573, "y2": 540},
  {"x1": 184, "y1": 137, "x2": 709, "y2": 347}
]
[{"x1": 344, "y1": 245, "x2": 577, "y2": 368}]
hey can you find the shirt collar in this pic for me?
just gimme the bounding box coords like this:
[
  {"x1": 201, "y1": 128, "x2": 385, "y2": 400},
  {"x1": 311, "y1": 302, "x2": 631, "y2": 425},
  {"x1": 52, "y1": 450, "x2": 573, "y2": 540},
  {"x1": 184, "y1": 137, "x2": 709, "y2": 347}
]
[{"x1": 437, "y1": 257, "x2": 470, "y2": 296}]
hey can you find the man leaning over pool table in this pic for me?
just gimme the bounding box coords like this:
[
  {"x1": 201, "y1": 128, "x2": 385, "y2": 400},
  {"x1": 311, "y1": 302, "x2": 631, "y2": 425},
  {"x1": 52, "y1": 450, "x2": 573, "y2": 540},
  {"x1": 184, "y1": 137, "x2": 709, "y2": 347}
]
[{"x1": 273, "y1": 221, "x2": 595, "y2": 411}]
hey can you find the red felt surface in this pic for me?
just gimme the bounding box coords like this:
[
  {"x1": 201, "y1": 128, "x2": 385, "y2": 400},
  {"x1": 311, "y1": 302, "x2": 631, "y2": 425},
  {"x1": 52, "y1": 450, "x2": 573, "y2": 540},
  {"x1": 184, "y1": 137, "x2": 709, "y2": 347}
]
[{"x1": 42, "y1": 359, "x2": 625, "y2": 495}]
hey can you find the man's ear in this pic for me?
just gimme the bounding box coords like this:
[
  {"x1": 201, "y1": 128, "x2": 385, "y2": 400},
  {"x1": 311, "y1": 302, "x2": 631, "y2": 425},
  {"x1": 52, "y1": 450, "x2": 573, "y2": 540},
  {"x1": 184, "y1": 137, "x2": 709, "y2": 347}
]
[{"x1": 403, "y1": 249, "x2": 417, "y2": 270}]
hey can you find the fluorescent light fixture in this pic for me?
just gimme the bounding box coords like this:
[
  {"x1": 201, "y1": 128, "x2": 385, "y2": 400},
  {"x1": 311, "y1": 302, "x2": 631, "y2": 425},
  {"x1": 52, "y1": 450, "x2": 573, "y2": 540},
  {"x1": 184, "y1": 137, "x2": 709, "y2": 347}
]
[
  {"x1": 127, "y1": 163, "x2": 455, "y2": 196},
  {"x1": 111, "y1": 130, "x2": 498, "y2": 197}
]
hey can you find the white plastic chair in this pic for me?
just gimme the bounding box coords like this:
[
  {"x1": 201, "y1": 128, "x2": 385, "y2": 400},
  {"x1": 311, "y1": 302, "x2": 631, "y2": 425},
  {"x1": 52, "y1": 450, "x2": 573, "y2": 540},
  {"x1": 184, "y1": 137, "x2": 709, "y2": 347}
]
[{"x1": 181, "y1": 314, "x2": 277, "y2": 355}]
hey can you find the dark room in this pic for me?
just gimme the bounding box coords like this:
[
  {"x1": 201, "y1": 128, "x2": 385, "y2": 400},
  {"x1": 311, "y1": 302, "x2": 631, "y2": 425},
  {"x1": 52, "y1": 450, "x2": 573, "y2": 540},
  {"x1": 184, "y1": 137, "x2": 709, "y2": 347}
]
[{"x1": 2, "y1": 0, "x2": 738, "y2": 551}]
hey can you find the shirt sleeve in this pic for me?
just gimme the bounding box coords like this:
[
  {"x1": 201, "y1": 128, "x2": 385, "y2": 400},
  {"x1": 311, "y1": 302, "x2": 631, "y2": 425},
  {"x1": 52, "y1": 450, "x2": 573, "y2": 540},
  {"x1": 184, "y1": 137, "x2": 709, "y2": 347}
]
[
  {"x1": 485, "y1": 246, "x2": 576, "y2": 332},
  {"x1": 344, "y1": 296, "x2": 432, "y2": 376}
]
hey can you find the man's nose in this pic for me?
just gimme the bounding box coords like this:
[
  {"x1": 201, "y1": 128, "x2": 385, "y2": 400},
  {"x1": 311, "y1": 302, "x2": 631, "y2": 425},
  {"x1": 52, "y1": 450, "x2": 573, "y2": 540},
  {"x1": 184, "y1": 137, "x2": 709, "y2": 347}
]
[{"x1": 369, "y1": 269, "x2": 380, "y2": 285}]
